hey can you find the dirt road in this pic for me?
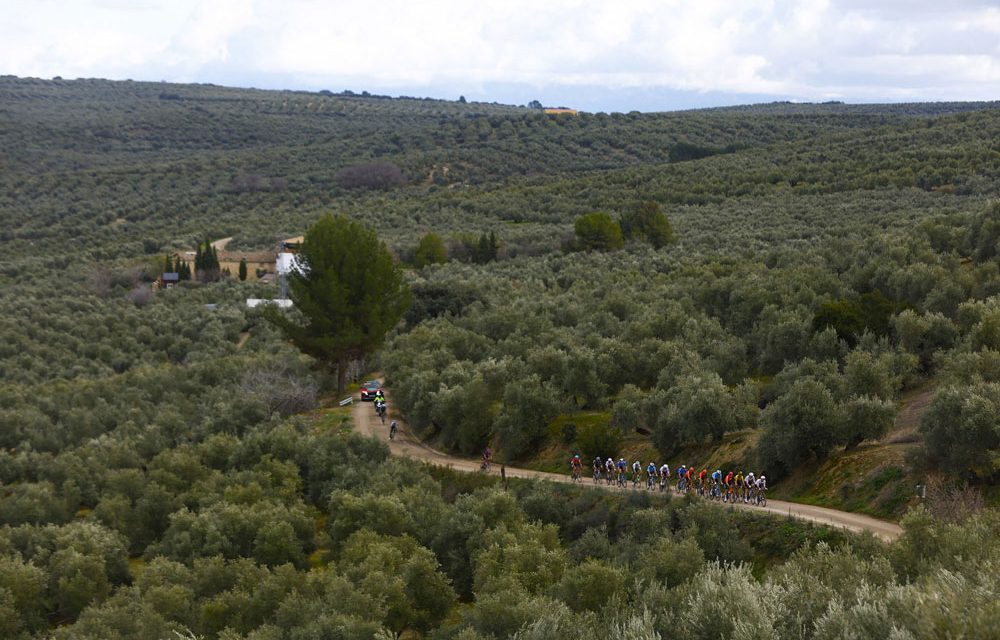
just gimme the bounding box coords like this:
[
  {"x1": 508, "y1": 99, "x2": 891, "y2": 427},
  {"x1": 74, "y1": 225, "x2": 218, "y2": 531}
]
[{"x1": 351, "y1": 386, "x2": 904, "y2": 542}]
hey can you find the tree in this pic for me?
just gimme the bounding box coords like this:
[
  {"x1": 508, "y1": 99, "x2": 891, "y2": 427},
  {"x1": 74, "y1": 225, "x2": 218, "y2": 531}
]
[
  {"x1": 620, "y1": 201, "x2": 675, "y2": 248},
  {"x1": 413, "y1": 232, "x2": 448, "y2": 268},
  {"x1": 573, "y1": 212, "x2": 623, "y2": 252},
  {"x1": 266, "y1": 214, "x2": 410, "y2": 393},
  {"x1": 473, "y1": 231, "x2": 499, "y2": 264},
  {"x1": 238, "y1": 257, "x2": 247, "y2": 281},
  {"x1": 840, "y1": 395, "x2": 895, "y2": 450},
  {"x1": 920, "y1": 383, "x2": 1000, "y2": 476},
  {"x1": 758, "y1": 378, "x2": 840, "y2": 475}
]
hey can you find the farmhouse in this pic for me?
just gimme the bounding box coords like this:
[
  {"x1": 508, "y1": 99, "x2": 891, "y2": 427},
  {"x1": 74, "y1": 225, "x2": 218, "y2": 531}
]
[{"x1": 161, "y1": 272, "x2": 180, "y2": 288}]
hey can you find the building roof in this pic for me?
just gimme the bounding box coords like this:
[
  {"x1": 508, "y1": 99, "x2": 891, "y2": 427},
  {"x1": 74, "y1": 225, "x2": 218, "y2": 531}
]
[
  {"x1": 217, "y1": 251, "x2": 276, "y2": 264},
  {"x1": 162, "y1": 272, "x2": 180, "y2": 282}
]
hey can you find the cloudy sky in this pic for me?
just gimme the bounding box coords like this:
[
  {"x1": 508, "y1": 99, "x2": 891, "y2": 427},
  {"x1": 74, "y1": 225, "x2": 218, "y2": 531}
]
[{"x1": 4, "y1": 0, "x2": 1000, "y2": 111}]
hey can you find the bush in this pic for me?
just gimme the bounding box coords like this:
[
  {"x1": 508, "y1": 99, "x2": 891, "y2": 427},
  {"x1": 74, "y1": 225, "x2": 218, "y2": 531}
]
[
  {"x1": 561, "y1": 422, "x2": 577, "y2": 443},
  {"x1": 575, "y1": 421, "x2": 621, "y2": 461}
]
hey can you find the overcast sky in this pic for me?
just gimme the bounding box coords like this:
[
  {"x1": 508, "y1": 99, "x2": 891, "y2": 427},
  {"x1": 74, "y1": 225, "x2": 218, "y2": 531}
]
[{"x1": 4, "y1": 0, "x2": 999, "y2": 111}]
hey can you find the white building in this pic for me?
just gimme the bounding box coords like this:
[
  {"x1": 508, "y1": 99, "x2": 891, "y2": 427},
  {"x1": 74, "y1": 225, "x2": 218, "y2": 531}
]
[
  {"x1": 276, "y1": 252, "x2": 303, "y2": 275},
  {"x1": 246, "y1": 298, "x2": 293, "y2": 309}
]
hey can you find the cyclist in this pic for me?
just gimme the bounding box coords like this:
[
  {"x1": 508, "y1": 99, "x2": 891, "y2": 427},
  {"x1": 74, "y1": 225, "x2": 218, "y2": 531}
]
[
  {"x1": 734, "y1": 470, "x2": 744, "y2": 501},
  {"x1": 617, "y1": 458, "x2": 627, "y2": 487},
  {"x1": 676, "y1": 465, "x2": 686, "y2": 492},
  {"x1": 756, "y1": 475, "x2": 767, "y2": 504},
  {"x1": 744, "y1": 471, "x2": 757, "y2": 503},
  {"x1": 632, "y1": 460, "x2": 642, "y2": 488},
  {"x1": 711, "y1": 469, "x2": 723, "y2": 499},
  {"x1": 482, "y1": 447, "x2": 493, "y2": 471},
  {"x1": 724, "y1": 470, "x2": 734, "y2": 502},
  {"x1": 605, "y1": 458, "x2": 616, "y2": 485},
  {"x1": 570, "y1": 453, "x2": 582, "y2": 482},
  {"x1": 646, "y1": 461, "x2": 658, "y2": 490},
  {"x1": 697, "y1": 468, "x2": 708, "y2": 496},
  {"x1": 389, "y1": 420, "x2": 397, "y2": 440},
  {"x1": 659, "y1": 462, "x2": 670, "y2": 492},
  {"x1": 593, "y1": 456, "x2": 603, "y2": 483}
]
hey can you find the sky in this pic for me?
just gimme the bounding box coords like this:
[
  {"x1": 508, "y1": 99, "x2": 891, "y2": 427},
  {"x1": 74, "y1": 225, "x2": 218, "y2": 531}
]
[{"x1": 3, "y1": 0, "x2": 1000, "y2": 112}]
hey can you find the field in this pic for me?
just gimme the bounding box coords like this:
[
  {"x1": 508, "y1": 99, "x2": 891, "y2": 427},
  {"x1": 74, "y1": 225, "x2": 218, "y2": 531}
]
[{"x1": 3, "y1": 76, "x2": 1000, "y2": 638}]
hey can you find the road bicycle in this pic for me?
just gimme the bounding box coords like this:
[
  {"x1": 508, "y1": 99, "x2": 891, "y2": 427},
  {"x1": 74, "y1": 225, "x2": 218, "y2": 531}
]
[
  {"x1": 646, "y1": 474, "x2": 656, "y2": 491},
  {"x1": 593, "y1": 468, "x2": 602, "y2": 484},
  {"x1": 709, "y1": 482, "x2": 721, "y2": 501},
  {"x1": 755, "y1": 488, "x2": 767, "y2": 507}
]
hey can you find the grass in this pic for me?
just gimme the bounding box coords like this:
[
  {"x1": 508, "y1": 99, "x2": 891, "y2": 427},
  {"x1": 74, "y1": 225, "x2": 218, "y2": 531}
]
[
  {"x1": 306, "y1": 403, "x2": 354, "y2": 435},
  {"x1": 522, "y1": 411, "x2": 615, "y2": 474}
]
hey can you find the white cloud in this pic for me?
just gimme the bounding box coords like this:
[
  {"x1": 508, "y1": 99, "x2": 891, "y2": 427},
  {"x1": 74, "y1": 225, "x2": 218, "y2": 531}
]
[{"x1": 2, "y1": 0, "x2": 998, "y2": 105}]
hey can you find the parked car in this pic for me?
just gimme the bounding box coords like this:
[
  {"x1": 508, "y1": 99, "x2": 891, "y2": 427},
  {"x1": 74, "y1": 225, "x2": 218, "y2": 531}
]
[{"x1": 360, "y1": 380, "x2": 382, "y2": 401}]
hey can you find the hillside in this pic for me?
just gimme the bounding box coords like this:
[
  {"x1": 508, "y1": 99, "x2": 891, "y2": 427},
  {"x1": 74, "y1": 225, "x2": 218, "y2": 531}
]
[{"x1": 2, "y1": 77, "x2": 1000, "y2": 638}]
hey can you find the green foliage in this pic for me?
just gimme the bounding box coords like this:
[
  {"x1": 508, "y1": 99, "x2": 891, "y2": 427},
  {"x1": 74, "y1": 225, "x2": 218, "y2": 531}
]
[
  {"x1": 8, "y1": 77, "x2": 1000, "y2": 638},
  {"x1": 619, "y1": 201, "x2": 675, "y2": 248},
  {"x1": 575, "y1": 419, "x2": 622, "y2": 460},
  {"x1": 813, "y1": 290, "x2": 896, "y2": 346},
  {"x1": 574, "y1": 212, "x2": 624, "y2": 251},
  {"x1": 920, "y1": 383, "x2": 1000, "y2": 476},
  {"x1": 266, "y1": 214, "x2": 411, "y2": 391},
  {"x1": 550, "y1": 559, "x2": 626, "y2": 613},
  {"x1": 759, "y1": 378, "x2": 841, "y2": 474},
  {"x1": 492, "y1": 376, "x2": 561, "y2": 460},
  {"x1": 414, "y1": 232, "x2": 448, "y2": 268},
  {"x1": 652, "y1": 372, "x2": 748, "y2": 456}
]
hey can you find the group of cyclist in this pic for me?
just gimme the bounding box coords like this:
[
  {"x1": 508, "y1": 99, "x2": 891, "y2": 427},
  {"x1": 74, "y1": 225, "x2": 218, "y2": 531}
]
[
  {"x1": 373, "y1": 390, "x2": 398, "y2": 440},
  {"x1": 569, "y1": 454, "x2": 768, "y2": 506}
]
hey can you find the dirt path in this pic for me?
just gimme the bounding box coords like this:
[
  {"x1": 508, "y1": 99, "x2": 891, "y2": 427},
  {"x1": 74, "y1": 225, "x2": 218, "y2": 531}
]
[
  {"x1": 351, "y1": 383, "x2": 904, "y2": 542},
  {"x1": 885, "y1": 381, "x2": 936, "y2": 444},
  {"x1": 211, "y1": 236, "x2": 234, "y2": 251}
]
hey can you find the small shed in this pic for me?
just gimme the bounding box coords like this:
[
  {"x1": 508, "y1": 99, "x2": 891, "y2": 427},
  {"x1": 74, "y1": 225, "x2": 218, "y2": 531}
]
[{"x1": 161, "y1": 272, "x2": 180, "y2": 288}]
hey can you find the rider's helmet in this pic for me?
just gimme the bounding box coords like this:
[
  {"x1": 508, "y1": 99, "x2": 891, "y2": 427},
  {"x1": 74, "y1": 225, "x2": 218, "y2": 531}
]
[
  {"x1": 716, "y1": 469, "x2": 721, "y2": 475},
  {"x1": 760, "y1": 475, "x2": 766, "y2": 481}
]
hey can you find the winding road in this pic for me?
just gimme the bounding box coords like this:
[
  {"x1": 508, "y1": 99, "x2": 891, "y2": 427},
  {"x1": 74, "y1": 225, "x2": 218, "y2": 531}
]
[{"x1": 351, "y1": 385, "x2": 904, "y2": 542}]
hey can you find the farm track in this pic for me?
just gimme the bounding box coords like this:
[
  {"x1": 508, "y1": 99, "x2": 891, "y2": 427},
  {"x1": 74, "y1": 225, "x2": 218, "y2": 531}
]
[{"x1": 351, "y1": 382, "x2": 904, "y2": 542}]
